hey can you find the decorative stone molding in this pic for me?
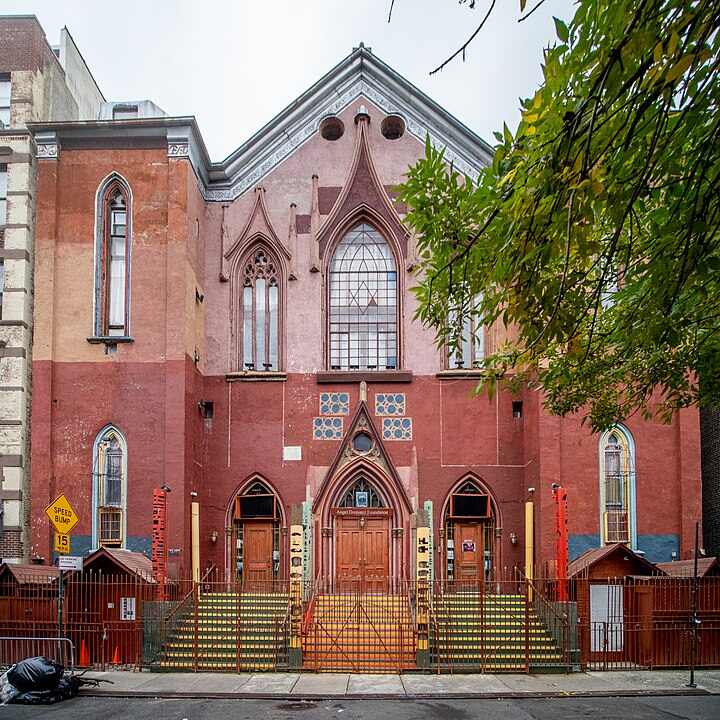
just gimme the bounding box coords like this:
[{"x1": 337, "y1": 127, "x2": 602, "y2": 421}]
[
  {"x1": 203, "y1": 72, "x2": 489, "y2": 202},
  {"x1": 168, "y1": 142, "x2": 189, "y2": 158},
  {"x1": 36, "y1": 142, "x2": 58, "y2": 159}
]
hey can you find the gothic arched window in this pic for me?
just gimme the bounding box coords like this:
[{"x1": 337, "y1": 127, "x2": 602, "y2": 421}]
[
  {"x1": 599, "y1": 426, "x2": 636, "y2": 545},
  {"x1": 329, "y1": 223, "x2": 398, "y2": 371},
  {"x1": 240, "y1": 245, "x2": 280, "y2": 371},
  {"x1": 92, "y1": 425, "x2": 127, "y2": 548},
  {"x1": 447, "y1": 293, "x2": 485, "y2": 369},
  {"x1": 338, "y1": 476, "x2": 385, "y2": 508},
  {"x1": 95, "y1": 176, "x2": 131, "y2": 337}
]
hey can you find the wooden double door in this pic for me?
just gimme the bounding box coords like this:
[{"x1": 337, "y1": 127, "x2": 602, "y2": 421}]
[{"x1": 334, "y1": 509, "x2": 390, "y2": 593}]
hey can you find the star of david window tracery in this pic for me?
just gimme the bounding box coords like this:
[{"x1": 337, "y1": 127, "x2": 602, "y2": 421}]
[{"x1": 328, "y1": 223, "x2": 398, "y2": 371}]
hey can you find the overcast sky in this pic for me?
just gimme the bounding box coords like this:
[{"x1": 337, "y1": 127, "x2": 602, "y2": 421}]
[{"x1": 4, "y1": 0, "x2": 575, "y2": 160}]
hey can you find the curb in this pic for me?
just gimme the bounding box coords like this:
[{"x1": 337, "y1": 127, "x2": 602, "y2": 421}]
[{"x1": 79, "y1": 688, "x2": 715, "y2": 701}]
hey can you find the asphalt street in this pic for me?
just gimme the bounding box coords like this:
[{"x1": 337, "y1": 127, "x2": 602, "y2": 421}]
[{"x1": 2, "y1": 696, "x2": 720, "y2": 719}]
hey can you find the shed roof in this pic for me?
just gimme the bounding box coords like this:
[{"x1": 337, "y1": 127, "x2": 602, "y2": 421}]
[
  {"x1": 656, "y1": 557, "x2": 719, "y2": 577},
  {"x1": 83, "y1": 548, "x2": 155, "y2": 582},
  {"x1": 568, "y1": 543, "x2": 662, "y2": 578},
  {"x1": 0, "y1": 563, "x2": 60, "y2": 585}
]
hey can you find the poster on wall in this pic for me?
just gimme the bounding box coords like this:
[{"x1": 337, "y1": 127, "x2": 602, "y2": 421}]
[
  {"x1": 355, "y1": 491, "x2": 369, "y2": 507},
  {"x1": 462, "y1": 540, "x2": 476, "y2": 553},
  {"x1": 120, "y1": 597, "x2": 136, "y2": 621}
]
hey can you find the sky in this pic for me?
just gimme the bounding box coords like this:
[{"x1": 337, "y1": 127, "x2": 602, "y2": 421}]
[{"x1": 3, "y1": 0, "x2": 576, "y2": 160}]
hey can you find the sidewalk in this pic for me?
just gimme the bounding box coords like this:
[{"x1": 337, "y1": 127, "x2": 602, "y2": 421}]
[{"x1": 80, "y1": 669, "x2": 720, "y2": 699}]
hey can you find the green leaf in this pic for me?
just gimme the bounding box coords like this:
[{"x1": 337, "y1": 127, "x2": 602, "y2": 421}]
[{"x1": 553, "y1": 16, "x2": 569, "y2": 43}]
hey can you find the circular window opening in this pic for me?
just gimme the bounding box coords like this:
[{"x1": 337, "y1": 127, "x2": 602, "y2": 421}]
[
  {"x1": 352, "y1": 432, "x2": 373, "y2": 453},
  {"x1": 381, "y1": 115, "x2": 405, "y2": 140},
  {"x1": 320, "y1": 116, "x2": 345, "y2": 141}
]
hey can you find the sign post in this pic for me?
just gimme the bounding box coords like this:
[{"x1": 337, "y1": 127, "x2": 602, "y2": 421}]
[{"x1": 45, "y1": 494, "x2": 79, "y2": 639}]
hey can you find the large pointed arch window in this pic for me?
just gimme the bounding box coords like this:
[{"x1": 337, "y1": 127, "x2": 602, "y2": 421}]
[
  {"x1": 240, "y1": 245, "x2": 280, "y2": 371},
  {"x1": 92, "y1": 426, "x2": 127, "y2": 548},
  {"x1": 96, "y1": 176, "x2": 131, "y2": 337},
  {"x1": 329, "y1": 223, "x2": 398, "y2": 371},
  {"x1": 599, "y1": 426, "x2": 636, "y2": 545}
]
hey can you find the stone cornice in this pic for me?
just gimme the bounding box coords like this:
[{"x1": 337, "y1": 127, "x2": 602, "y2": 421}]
[{"x1": 26, "y1": 47, "x2": 494, "y2": 202}]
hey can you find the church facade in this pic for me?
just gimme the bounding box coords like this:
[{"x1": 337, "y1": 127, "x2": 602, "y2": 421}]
[{"x1": 27, "y1": 46, "x2": 701, "y2": 583}]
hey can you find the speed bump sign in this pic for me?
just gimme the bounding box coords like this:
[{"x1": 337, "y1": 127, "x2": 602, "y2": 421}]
[{"x1": 45, "y1": 494, "x2": 79, "y2": 535}]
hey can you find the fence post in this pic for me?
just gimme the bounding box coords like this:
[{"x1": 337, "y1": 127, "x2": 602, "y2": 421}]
[
  {"x1": 525, "y1": 577, "x2": 531, "y2": 673},
  {"x1": 193, "y1": 583, "x2": 199, "y2": 672}
]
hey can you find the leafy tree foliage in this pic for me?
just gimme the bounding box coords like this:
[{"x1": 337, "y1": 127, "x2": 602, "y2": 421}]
[{"x1": 399, "y1": 0, "x2": 720, "y2": 431}]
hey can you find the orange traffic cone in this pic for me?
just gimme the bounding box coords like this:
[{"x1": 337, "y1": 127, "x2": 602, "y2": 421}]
[
  {"x1": 79, "y1": 639, "x2": 90, "y2": 667},
  {"x1": 111, "y1": 646, "x2": 121, "y2": 665}
]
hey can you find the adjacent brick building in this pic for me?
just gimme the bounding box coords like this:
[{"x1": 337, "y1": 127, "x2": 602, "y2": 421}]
[
  {"x1": 0, "y1": 15, "x2": 103, "y2": 562},
  {"x1": 26, "y1": 45, "x2": 703, "y2": 583}
]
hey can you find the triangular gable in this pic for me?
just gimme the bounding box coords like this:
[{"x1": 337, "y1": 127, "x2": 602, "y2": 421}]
[
  {"x1": 316, "y1": 108, "x2": 409, "y2": 259},
  {"x1": 568, "y1": 543, "x2": 662, "y2": 578},
  {"x1": 83, "y1": 547, "x2": 155, "y2": 582},
  {"x1": 205, "y1": 45, "x2": 493, "y2": 201},
  {"x1": 224, "y1": 186, "x2": 291, "y2": 262},
  {"x1": 312, "y1": 400, "x2": 412, "y2": 514}
]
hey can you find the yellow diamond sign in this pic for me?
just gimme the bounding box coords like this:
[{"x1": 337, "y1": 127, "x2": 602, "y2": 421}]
[{"x1": 45, "y1": 494, "x2": 79, "y2": 535}]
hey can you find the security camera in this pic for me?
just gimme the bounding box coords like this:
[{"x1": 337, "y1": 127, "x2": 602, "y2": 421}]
[
  {"x1": 527, "y1": 487, "x2": 535, "y2": 494},
  {"x1": 190, "y1": 491, "x2": 198, "y2": 498},
  {"x1": 551, "y1": 483, "x2": 560, "y2": 490}
]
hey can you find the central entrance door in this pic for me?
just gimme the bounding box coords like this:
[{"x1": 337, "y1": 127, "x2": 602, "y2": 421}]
[
  {"x1": 334, "y1": 509, "x2": 390, "y2": 593},
  {"x1": 243, "y1": 521, "x2": 274, "y2": 589},
  {"x1": 454, "y1": 522, "x2": 485, "y2": 584}
]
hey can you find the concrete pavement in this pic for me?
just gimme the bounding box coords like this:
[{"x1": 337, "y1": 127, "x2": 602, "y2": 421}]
[{"x1": 79, "y1": 669, "x2": 720, "y2": 699}]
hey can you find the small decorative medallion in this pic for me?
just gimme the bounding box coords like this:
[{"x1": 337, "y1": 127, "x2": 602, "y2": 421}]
[
  {"x1": 168, "y1": 142, "x2": 190, "y2": 157},
  {"x1": 320, "y1": 392, "x2": 350, "y2": 416},
  {"x1": 382, "y1": 417, "x2": 412, "y2": 441},
  {"x1": 375, "y1": 393, "x2": 406, "y2": 416},
  {"x1": 313, "y1": 417, "x2": 343, "y2": 440}
]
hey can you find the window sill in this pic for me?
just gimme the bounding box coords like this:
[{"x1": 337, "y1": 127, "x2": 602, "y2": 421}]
[
  {"x1": 87, "y1": 335, "x2": 134, "y2": 345},
  {"x1": 316, "y1": 370, "x2": 413, "y2": 384},
  {"x1": 436, "y1": 369, "x2": 485, "y2": 380},
  {"x1": 226, "y1": 370, "x2": 287, "y2": 382}
]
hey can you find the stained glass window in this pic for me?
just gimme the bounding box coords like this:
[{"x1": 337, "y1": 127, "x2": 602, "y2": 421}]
[
  {"x1": 241, "y1": 246, "x2": 280, "y2": 371},
  {"x1": 329, "y1": 223, "x2": 397, "y2": 371},
  {"x1": 338, "y1": 476, "x2": 384, "y2": 508}
]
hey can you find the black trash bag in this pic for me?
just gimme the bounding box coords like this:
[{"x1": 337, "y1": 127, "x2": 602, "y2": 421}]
[
  {"x1": 11, "y1": 675, "x2": 82, "y2": 705},
  {"x1": 6, "y1": 657, "x2": 64, "y2": 693}
]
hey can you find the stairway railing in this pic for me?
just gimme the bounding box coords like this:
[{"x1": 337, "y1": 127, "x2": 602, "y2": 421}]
[{"x1": 519, "y1": 570, "x2": 573, "y2": 672}]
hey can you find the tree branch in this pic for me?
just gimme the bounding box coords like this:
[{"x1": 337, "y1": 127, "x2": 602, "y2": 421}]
[{"x1": 430, "y1": 0, "x2": 497, "y2": 75}]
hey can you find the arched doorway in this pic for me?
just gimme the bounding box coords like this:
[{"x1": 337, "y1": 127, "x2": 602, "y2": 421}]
[
  {"x1": 226, "y1": 477, "x2": 284, "y2": 589},
  {"x1": 313, "y1": 404, "x2": 413, "y2": 591},
  {"x1": 333, "y1": 473, "x2": 391, "y2": 593},
  {"x1": 441, "y1": 476, "x2": 499, "y2": 586}
]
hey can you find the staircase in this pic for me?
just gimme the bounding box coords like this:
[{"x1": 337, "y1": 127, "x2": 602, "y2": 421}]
[
  {"x1": 158, "y1": 591, "x2": 290, "y2": 671},
  {"x1": 430, "y1": 592, "x2": 566, "y2": 671},
  {"x1": 302, "y1": 593, "x2": 416, "y2": 671}
]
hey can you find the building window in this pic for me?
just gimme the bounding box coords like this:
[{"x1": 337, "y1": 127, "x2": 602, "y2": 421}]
[
  {"x1": 599, "y1": 426, "x2": 636, "y2": 546},
  {"x1": 329, "y1": 222, "x2": 398, "y2": 371},
  {"x1": 338, "y1": 476, "x2": 384, "y2": 508},
  {"x1": 95, "y1": 176, "x2": 131, "y2": 337},
  {"x1": 240, "y1": 245, "x2": 281, "y2": 371},
  {"x1": 0, "y1": 76, "x2": 10, "y2": 127},
  {"x1": 112, "y1": 104, "x2": 138, "y2": 120},
  {"x1": 0, "y1": 163, "x2": 7, "y2": 224},
  {"x1": 93, "y1": 426, "x2": 127, "y2": 549},
  {"x1": 447, "y1": 293, "x2": 484, "y2": 369}
]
